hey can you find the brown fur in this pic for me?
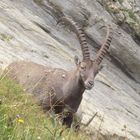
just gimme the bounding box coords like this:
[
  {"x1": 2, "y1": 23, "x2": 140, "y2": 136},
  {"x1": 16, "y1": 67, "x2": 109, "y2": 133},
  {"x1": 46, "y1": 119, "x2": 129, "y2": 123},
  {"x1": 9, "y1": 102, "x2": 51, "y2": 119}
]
[{"x1": 6, "y1": 60, "x2": 98, "y2": 127}]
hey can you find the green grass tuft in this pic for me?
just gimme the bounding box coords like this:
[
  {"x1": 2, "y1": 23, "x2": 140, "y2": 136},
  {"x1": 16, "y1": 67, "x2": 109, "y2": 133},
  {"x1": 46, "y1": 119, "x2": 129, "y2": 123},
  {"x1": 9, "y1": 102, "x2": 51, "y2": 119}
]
[{"x1": 0, "y1": 77, "x2": 90, "y2": 140}]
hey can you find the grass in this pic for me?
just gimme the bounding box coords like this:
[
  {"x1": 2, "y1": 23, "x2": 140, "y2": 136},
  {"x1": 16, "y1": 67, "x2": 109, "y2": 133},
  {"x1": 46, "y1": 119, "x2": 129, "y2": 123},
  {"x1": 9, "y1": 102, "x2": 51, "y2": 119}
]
[{"x1": 0, "y1": 77, "x2": 90, "y2": 140}]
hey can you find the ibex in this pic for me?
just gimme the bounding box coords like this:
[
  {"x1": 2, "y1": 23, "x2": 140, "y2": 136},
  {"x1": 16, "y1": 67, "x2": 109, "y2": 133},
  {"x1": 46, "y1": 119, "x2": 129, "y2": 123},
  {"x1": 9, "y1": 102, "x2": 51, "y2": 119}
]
[{"x1": 6, "y1": 17, "x2": 113, "y2": 127}]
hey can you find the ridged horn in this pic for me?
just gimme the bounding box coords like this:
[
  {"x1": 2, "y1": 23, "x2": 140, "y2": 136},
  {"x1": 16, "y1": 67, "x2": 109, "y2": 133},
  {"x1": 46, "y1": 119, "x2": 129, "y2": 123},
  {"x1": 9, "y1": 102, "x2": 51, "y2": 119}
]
[
  {"x1": 95, "y1": 25, "x2": 113, "y2": 65},
  {"x1": 58, "y1": 16, "x2": 90, "y2": 60}
]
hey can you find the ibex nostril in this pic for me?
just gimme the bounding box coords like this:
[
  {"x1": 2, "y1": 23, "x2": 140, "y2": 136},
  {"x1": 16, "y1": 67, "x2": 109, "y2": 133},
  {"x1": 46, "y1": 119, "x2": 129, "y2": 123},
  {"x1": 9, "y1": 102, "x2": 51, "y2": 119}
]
[{"x1": 88, "y1": 81, "x2": 94, "y2": 86}]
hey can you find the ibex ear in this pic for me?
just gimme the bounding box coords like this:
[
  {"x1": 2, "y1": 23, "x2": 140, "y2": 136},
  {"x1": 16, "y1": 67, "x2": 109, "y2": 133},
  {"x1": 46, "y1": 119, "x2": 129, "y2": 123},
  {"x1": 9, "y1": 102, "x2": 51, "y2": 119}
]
[{"x1": 74, "y1": 55, "x2": 80, "y2": 66}]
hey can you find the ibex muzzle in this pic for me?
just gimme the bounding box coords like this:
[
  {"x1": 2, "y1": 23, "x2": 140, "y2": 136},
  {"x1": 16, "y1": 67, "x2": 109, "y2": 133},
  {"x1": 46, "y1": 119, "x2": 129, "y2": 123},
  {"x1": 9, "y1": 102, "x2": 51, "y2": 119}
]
[{"x1": 6, "y1": 17, "x2": 113, "y2": 128}]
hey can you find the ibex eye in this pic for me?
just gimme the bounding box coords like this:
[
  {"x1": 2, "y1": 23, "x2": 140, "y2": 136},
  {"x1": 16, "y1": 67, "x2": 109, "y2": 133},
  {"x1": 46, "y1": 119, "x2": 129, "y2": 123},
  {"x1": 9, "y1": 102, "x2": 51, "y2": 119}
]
[{"x1": 81, "y1": 65, "x2": 86, "y2": 70}]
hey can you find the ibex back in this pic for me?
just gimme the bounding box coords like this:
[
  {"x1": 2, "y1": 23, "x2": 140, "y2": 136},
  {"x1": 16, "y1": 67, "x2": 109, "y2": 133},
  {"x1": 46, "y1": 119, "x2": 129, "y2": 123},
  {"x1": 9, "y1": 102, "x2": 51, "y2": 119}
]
[{"x1": 6, "y1": 17, "x2": 113, "y2": 127}]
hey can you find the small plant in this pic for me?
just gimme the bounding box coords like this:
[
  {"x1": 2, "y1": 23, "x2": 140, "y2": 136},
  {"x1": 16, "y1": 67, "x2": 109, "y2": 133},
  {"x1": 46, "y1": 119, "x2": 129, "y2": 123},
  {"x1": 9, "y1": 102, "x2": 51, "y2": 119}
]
[{"x1": 127, "y1": 10, "x2": 137, "y2": 22}]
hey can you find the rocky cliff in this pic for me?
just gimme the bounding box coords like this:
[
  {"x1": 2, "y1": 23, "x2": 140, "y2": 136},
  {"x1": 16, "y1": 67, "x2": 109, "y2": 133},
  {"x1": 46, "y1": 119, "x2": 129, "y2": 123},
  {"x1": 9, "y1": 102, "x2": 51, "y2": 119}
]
[{"x1": 0, "y1": 0, "x2": 140, "y2": 139}]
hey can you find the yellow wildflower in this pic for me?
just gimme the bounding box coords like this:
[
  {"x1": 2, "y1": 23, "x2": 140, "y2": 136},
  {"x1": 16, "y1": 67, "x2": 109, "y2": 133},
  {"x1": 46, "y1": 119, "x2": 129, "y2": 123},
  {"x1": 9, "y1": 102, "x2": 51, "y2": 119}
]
[{"x1": 17, "y1": 118, "x2": 24, "y2": 124}]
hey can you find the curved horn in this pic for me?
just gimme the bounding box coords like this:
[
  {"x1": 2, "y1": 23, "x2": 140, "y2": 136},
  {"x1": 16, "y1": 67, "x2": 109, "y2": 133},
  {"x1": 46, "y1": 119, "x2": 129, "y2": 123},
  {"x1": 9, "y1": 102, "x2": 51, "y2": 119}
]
[
  {"x1": 58, "y1": 17, "x2": 90, "y2": 60},
  {"x1": 95, "y1": 25, "x2": 113, "y2": 65}
]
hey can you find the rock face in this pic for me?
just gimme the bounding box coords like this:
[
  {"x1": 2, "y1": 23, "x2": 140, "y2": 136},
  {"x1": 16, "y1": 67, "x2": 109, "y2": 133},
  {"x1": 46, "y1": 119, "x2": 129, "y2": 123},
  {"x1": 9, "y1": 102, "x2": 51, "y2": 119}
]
[{"x1": 0, "y1": 0, "x2": 140, "y2": 139}]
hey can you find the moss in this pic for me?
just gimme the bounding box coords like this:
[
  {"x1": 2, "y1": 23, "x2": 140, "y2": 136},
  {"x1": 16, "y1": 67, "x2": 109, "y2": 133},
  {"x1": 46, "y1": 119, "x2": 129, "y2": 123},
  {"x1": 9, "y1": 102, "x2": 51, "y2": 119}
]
[{"x1": 0, "y1": 33, "x2": 14, "y2": 42}]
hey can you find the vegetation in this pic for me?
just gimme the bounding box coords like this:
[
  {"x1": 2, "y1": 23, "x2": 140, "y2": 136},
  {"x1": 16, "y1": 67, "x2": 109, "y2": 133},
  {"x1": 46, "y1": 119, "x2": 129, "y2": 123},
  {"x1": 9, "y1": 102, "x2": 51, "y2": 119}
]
[
  {"x1": 0, "y1": 33, "x2": 13, "y2": 42},
  {"x1": 104, "y1": 0, "x2": 140, "y2": 38},
  {"x1": 117, "y1": 0, "x2": 123, "y2": 4},
  {"x1": 0, "y1": 77, "x2": 90, "y2": 140},
  {"x1": 127, "y1": 10, "x2": 137, "y2": 22}
]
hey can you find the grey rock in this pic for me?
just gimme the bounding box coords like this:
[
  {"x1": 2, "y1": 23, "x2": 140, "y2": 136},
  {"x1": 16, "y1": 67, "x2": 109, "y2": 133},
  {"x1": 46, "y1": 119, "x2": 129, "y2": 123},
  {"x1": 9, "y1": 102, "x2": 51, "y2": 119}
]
[{"x1": 0, "y1": 0, "x2": 140, "y2": 139}]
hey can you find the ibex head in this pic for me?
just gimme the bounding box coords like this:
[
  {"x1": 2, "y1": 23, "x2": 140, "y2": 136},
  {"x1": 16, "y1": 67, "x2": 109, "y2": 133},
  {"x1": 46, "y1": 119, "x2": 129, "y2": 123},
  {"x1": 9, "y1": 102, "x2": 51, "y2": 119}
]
[
  {"x1": 59, "y1": 17, "x2": 113, "y2": 90},
  {"x1": 74, "y1": 56, "x2": 98, "y2": 89}
]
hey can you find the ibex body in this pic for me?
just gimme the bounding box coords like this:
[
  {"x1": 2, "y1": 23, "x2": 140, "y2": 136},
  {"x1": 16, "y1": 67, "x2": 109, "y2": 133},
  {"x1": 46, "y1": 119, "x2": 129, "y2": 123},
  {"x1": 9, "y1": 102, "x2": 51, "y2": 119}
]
[{"x1": 6, "y1": 17, "x2": 113, "y2": 127}]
